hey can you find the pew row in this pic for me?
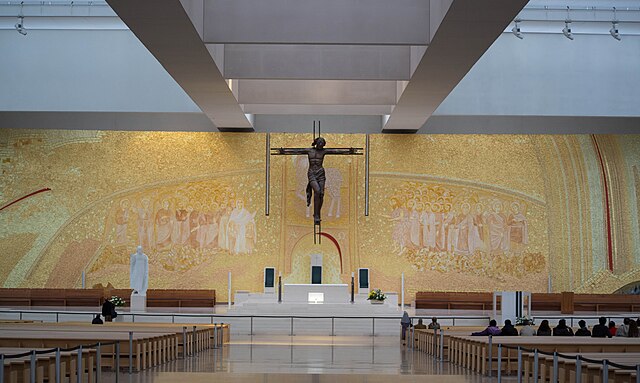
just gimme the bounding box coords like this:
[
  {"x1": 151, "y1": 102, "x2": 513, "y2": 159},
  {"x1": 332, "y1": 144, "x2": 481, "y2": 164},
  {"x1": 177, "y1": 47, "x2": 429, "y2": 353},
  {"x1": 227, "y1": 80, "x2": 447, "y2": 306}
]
[
  {"x1": 521, "y1": 352, "x2": 639, "y2": 383},
  {"x1": 0, "y1": 288, "x2": 217, "y2": 308},
  {"x1": 0, "y1": 330, "x2": 174, "y2": 372},
  {"x1": 446, "y1": 335, "x2": 640, "y2": 376},
  {"x1": 0, "y1": 323, "x2": 229, "y2": 373},
  {"x1": 1, "y1": 347, "x2": 96, "y2": 383},
  {"x1": 415, "y1": 328, "x2": 640, "y2": 381},
  {"x1": 414, "y1": 291, "x2": 640, "y2": 313}
]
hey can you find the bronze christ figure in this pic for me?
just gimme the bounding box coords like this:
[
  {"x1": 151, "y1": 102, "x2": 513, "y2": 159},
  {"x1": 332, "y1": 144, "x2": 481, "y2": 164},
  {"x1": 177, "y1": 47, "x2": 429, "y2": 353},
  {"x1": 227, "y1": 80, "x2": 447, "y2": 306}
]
[{"x1": 272, "y1": 137, "x2": 362, "y2": 225}]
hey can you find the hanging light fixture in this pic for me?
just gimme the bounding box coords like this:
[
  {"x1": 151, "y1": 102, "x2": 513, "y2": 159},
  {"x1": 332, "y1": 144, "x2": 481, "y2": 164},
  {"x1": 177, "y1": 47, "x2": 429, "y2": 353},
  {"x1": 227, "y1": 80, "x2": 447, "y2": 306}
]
[
  {"x1": 512, "y1": 18, "x2": 523, "y2": 39},
  {"x1": 14, "y1": 1, "x2": 27, "y2": 36},
  {"x1": 15, "y1": 15, "x2": 27, "y2": 35},
  {"x1": 610, "y1": 7, "x2": 621, "y2": 41},
  {"x1": 563, "y1": 7, "x2": 574, "y2": 40}
]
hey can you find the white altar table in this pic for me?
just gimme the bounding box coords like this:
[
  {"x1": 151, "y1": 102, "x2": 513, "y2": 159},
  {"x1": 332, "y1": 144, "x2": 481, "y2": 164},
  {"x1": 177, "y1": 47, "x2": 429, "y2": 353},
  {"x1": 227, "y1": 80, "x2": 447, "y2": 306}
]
[{"x1": 283, "y1": 284, "x2": 349, "y2": 304}]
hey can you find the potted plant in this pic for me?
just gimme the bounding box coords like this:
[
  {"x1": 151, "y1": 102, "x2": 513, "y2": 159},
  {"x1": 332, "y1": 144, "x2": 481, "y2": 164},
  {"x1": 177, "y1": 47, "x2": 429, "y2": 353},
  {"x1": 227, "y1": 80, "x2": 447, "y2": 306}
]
[
  {"x1": 367, "y1": 289, "x2": 386, "y2": 304},
  {"x1": 109, "y1": 296, "x2": 125, "y2": 307},
  {"x1": 515, "y1": 316, "x2": 535, "y2": 326}
]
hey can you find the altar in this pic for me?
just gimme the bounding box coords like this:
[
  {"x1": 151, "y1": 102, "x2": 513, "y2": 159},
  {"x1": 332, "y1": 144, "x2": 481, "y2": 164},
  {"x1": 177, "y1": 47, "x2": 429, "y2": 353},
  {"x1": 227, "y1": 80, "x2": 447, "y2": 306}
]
[{"x1": 283, "y1": 283, "x2": 349, "y2": 304}]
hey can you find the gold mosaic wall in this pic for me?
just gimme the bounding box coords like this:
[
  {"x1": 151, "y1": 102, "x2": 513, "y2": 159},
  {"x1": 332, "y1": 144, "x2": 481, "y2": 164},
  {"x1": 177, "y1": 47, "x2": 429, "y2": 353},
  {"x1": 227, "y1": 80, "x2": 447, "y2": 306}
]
[{"x1": 1, "y1": 129, "x2": 639, "y2": 301}]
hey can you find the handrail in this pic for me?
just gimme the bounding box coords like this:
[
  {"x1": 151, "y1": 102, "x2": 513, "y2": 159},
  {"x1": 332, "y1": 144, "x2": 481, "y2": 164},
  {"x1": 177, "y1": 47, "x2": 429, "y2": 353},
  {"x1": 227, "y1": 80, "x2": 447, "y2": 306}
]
[
  {"x1": 0, "y1": 308, "x2": 491, "y2": 319},
  {"x1": 496, "y1": 340, "x2": 640, "y2": 371},
  {"x1": 414, "y1": 327, "x2": 640, "y2": 383},
  {"x1": 0, "y1": 341, "x2": 117, "y2": 360},
  {"x1": 0, "y1": 308, "x2": 487, "y2": 337}
]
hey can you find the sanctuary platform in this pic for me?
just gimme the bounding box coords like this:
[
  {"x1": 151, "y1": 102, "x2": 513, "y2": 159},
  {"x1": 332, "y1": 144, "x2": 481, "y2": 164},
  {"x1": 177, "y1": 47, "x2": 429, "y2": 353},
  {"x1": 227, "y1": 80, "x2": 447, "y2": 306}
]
[
  {"x1": 233, "y1": 285, "x2": 398, "y2": 314},
  {"x1": 2, "y1": 304, "x2": 638, "y2": 339},
  {"x1": 233, "y1": 284, "x2": 398, "y2": 314}
]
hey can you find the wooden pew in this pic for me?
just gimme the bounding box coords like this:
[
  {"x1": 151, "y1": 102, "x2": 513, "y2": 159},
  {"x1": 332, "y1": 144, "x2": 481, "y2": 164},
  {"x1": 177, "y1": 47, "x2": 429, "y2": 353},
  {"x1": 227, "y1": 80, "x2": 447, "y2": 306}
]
[
  {"x1": 0, "y1": 288, "x2": 217, "y2": 308},
  {"x1": 413, "y1": 291, "x2": 640, "y2": 313},
  {"x1": 531, "y1": 293, "x2": 563, "y2": 311},
  {"x1": 0, "y1": 325, "x2": 181, "y2": 366},
  {"x1": 29, "y1": 289, "x2": 67, "y2": 306},
  {"x1": 0, "y1": 289, "x2": 31, "y2": 307},
  {"x1": 95, "y1": 322, "x2": 231, "y2": 347},
  {"x1": 64, "y1": 289, "x2": 104, "y2": 307},
  {"x1": 573, "y1": 294, "x2": 640, "y2": 313},
  {"x1": 0, "y1": 322, "x2": 230, "y2": 359},
  {"x1": 414, "y1": 327, "x2": 488, "y2": 360},
  {"x1": 146, "y1": 289, "x2": 216, "y2": 308},
  {"x1": 1, "y1": 347, "x2": 96, "y2": 383},
  {"x1": 415, "y1": 292, "x2": 496, "y2": 310},
  {"x1": 0, "y1": 329, "x2": 176, "y2": 372},
  {"x1": 447, "y1": 335, "x2": 640, "y2": 376},
  {"x1": 522, "y1": 352, "x2": 640, "y2": 383}
]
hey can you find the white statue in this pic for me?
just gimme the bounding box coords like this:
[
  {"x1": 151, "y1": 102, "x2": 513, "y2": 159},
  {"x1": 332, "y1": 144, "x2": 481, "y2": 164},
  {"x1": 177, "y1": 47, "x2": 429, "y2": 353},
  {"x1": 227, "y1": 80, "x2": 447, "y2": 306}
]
[{"x1": 130, "y1": 245, "x2": 149, "y2": 295}]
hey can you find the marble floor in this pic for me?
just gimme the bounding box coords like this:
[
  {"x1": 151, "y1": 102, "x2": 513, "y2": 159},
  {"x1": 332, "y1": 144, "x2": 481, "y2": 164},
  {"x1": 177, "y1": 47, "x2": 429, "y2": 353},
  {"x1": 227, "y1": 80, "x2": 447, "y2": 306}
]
[{"x1": 101, "y1": 335, "x2": 517, "y2": 383}]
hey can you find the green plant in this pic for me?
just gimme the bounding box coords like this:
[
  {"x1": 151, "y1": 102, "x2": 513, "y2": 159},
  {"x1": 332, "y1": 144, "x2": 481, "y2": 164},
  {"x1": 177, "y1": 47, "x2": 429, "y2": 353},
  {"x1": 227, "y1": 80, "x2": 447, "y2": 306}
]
[
  {"x1": 367, "y1": 289, "x2": 386, "y2": 301},
  {"x1": 515, "y1": 316, "x2": 535, "y2": 326},
  {"x1": 109, "y1": 296, "x2": 125, "y2": 307}
]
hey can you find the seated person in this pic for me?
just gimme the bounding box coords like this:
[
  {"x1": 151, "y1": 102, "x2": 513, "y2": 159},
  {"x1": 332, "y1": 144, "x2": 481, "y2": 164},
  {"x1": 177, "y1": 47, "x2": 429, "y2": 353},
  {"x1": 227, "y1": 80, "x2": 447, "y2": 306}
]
[
  {"x1": 628, "y1": 320, "x2": 639, "y2": 338},
  {"x1": 574, "y1": 320, "x2": 591, "y2": 336},
  {"x1": 519, "y1": 319, "x2": 536, "y2": 336},
  {"x1": 471, "y1": 319, "x2": 501, "y2": 336},
  {"x1": 499, "y1": 319, "x2": 518, "y2": 336},
  {"x1": 414, "y1": 318, "x2": 427, "y2": 330},
  {"x1": 553, "y1": 319, "x2": 574, "y2": 336},
  {"x1": 91, "y1": 314, "x2": 103, "y2": 325},
  {"x1": 428, "y1": 317, "x2": 440, "y2": 330},
  {"x1": 616, "y1": 318, "x2": 630, "y2": 337},
  {"x1": 536, "y1": 320, "x2": 552, "y2": 336},
  {"x1": 592, "y1": 317, "x2": 611, "y2": 338},
  {"x1": 608, "y1": 321, "x2": 617, "y2": 337},
  {"x1": 400, "y1": 311, "x2": 412, "y2": 344},
  {"x1": 101, "y1": 298, "x2": 115, "y2": 322}
]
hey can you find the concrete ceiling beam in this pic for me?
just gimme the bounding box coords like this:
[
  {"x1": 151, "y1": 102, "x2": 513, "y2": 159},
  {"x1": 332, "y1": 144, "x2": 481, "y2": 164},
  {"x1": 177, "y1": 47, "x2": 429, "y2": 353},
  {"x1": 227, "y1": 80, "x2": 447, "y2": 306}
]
[{"x1": 107, "y1": 0, "x2": 253, "y2": 130}]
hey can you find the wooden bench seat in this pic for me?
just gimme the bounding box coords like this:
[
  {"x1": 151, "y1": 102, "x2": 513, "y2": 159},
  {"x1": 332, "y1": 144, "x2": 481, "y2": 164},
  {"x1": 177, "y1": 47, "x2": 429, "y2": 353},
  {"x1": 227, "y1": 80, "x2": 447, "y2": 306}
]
[
  {"x1": 0, "y1": 288, "x2": 217, "y2": 308},
  {"x1": 0, "y1": 321, "x2": 231, "y2": 383},
  {"x1": 522, "y1": 352, "x2": 640, "y2": 383},
  {"x1": 0, "y1": 322, "x2": 230, "y2": 358},
  {"x1": 530, "y1": 293, "x2": 563, "y2": 311},
  {"x1": 415, "y1": 291, "x2": 640, "y2": 313},
  {"x1": 146, "y1": 289, "x2": 216, "y2": 308},
  {"x1": 64, "y1": 289, "x2": 104, "y2": 307},
  {"x1": 0, "y1": 289, "x2": 31, "y2": 306},
  {"x1": 573, "y1": 294, "x2": 640, "y2": 313},
  {"x1": 1, "y1": 347, "x2": 96, "y2": 383},
  {"x1": 447, "y1": 335, "x2": 640, "y2": 376},
  {"x1": 415, "y1": 292, "x2": 496, "y2": 310},
  {"x1": 0, "y1": 329, "x2": 177, "y2": 372}
]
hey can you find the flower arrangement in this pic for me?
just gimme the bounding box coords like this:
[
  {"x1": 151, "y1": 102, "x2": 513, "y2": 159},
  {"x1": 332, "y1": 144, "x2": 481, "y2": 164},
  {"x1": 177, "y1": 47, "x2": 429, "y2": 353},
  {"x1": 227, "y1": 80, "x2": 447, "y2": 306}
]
[
  {"x1": 367, "y1": 289, "x2": 386, "y2": 301},
  {"x1": 515, "y1": 316, "x2": 535, "y2": 326},
  {"x1": 109, "y1": 296, "x2": 125, "y2": 307}
]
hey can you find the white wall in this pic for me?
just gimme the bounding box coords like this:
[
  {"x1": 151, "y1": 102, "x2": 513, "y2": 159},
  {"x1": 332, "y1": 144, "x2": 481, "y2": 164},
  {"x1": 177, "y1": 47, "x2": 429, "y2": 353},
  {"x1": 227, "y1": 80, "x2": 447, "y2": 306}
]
[
  {"x1": 0, "y1": 30, "x2": 200, "y2": 113},
  {"x1": 435, "y1": 33, "x2": 640, "y2": 117}
]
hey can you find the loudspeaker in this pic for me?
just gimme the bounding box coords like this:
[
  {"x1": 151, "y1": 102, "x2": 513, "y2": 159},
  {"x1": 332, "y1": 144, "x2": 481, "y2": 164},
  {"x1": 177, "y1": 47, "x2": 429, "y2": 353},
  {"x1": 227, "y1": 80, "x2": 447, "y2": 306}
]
[
  {"x1": 358, "y1": 268, "x2": 369, "y2": 294},
  {"x1": 264, "y1": 267, "x2": 275, "y2": 293},
  {"x1": 311, "y1": 266, "x2": 322, "y2": 284}
]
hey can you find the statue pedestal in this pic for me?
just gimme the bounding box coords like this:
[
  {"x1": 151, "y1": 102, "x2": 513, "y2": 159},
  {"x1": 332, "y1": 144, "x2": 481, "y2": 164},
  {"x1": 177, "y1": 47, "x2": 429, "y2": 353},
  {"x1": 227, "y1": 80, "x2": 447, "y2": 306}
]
[{"x1": 130, "y1": 293, "x2": 147, "y2": 312}]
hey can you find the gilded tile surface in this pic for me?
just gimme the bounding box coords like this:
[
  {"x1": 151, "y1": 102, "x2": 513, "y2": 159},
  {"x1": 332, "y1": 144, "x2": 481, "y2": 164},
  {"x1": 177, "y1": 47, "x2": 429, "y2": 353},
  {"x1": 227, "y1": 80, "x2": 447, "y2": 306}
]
[{"x1": 1, "y1": 129, "x2": 639, "y2": 298}]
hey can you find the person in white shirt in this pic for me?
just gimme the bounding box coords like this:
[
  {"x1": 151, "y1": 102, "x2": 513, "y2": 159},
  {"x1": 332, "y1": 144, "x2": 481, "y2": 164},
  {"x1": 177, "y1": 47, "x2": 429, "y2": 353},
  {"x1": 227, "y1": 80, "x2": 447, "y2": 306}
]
[
  {"x1": 616, "y1": 318, "x2": 630, "y2": 337},
  {"x1": 519, "y1": 319, "x2": 536, "y2": 336}
]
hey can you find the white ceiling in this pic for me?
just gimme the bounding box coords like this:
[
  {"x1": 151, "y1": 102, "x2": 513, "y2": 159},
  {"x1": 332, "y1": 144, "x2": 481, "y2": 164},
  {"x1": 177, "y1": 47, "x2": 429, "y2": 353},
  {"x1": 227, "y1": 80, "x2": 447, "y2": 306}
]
[{"x1": 1, "y1": 0, "x2": 640, "y2": 133}]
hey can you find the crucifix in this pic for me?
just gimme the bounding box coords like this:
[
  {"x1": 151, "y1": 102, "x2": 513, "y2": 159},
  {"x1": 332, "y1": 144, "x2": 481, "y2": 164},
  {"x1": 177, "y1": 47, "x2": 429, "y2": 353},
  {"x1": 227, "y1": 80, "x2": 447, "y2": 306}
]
[{"x1": 270, "y1": 121, "x2": 363, "y2": 243}]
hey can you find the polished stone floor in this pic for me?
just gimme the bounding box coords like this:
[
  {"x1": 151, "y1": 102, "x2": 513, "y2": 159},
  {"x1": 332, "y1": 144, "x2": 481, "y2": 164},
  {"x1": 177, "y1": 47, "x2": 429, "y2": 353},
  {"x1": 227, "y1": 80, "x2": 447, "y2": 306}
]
[{"x1": 102, "y1": 335, "x2": 516, "y2": 383}]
